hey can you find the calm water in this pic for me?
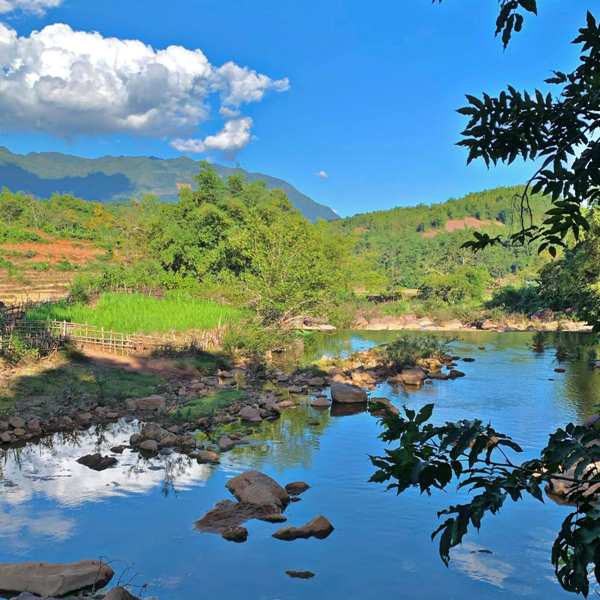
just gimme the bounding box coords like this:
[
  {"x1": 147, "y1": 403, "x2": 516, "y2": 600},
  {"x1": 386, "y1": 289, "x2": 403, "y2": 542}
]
[{"x1": 2, "y1": 331, "x2": 600, "y2": 599}]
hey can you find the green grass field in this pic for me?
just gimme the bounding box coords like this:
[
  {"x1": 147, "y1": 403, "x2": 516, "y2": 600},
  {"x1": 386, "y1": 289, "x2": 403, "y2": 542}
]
[{"x1": 26, "y1": 291, "x2": 245, "y2": 334}]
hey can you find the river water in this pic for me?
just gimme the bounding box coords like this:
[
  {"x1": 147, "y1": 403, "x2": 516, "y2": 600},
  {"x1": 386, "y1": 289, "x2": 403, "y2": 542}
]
[{"x1": 1, "y1": 331, "x2": 600, "y2": 599}]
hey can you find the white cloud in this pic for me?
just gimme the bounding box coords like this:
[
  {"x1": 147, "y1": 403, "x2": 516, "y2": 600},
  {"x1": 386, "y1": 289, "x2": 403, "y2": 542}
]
[
  {"x1": 219, "y1": 106, "x2": 240, "y2": 118},
  {"x1": 317, "y1": 170, "x2": 329, "y2": 179},
  {"x1": 0, "y1": 0, "x2": 62, "y2": 14},
  {"x1": 171, "y1": 117, "x2": 253, "y2": 155},
  {"x1": 0, "y1": 22, "x2": 289, "y2": 151}
]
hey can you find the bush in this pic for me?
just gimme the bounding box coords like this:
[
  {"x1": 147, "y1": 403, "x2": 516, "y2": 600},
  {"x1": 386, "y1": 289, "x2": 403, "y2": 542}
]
[
  {"x1": 384, "y1": 334, "x2": 449, "y2": 369},
  {"x1": 3, "y1": 334, "x2": 40, "y2": 364},
  {"x1": 418, "y1": 266, "x2": 490, "y2": 304},
  {"x1": 223, "y1": 319, "x2": 293, "y2": 359},
  {"x1": 486, "y1": 285, "x2": 543, "y2": 315}
]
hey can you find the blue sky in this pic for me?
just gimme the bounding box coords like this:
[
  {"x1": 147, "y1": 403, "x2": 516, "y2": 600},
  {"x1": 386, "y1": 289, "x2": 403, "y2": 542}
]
[{"x1": 0, "y1": 0, "x2": 587, "y2": 216}]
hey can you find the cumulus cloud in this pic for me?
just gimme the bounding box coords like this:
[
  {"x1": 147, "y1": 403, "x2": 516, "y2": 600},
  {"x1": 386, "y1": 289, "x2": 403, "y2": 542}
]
[
  {"x1": 317, "y1": 170, "x2": 328, "y2": 179},
  {"x1": 0, "y1": 22, "x2": 289, "y2": 153},
  {"x1": 0, "y1": 0, "x2": 62, "y2": 14},
  {"x1": 171, "y1": 117, "x2": 253, "y2": 155}
]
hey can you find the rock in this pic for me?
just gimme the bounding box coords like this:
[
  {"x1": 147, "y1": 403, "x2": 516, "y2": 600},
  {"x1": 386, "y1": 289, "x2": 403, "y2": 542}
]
[
  {"x1": 554, "y1": 367, "x2": 566, "y2": 373},
  {"x1": 306, "y1": 376, "x2": 327, "y2": 387},
  {"x1": 285, "y1": 482, "x2": 310, "y2": 496},
  {"x1": 462, "y1": 357, "x2": 475, "y2": 362},
  {"x1": 428, "y1": 371, "x2": 450, "y2": 381},
  {"x1": 239, "y1": 406, "x2": 262, "y2": 423},
  {"x1": 110, "y1": 445, "x2": 127, "y2": 454},
  {"x1": 218, "y1": 435, "x2": 236, "y2": 452},
  {"x1": 0, "y1": 421, "x2": 7, "y2": 432},
  {"x1": 398, "y1": 367, "x2": 426, "y2": 387},
  {"x1": 8, "y1": 416, "x2": 25, "y2": 429},
  {"x1": 259, "y1": 513, "x2": 288, "y2": 523},
  {"x1": 369, "y1": 397, "x2": 399, "y2": 417},
  {"x1": 310, "y1": 397, "x2": 331, "y2": 408},
  {"x1": 226, "y1": 470, "x2": 289, "y2": 511},
  {"x1": 129, "y1": 433, "x2": 142, "y2": 446},
  {"x1": 277, "y1": 400, "x2": 296, "y2": 409},
  {"x1": 158, "y1": 433, "x2": 179, "y2": 448},
  {"x1": 0, "y1": 560, "x2": 113, "y2": 597},
  {"x1": 139, "y1": 423, "x2": 168, "y2": 441},
  {"x1": 330, "y1": 382, "x2": 367, "y2": 404},
  {"x1": 196, "y1": 500, "x2": 277, "y2": 533},
  {"x1": 104, "y1": 587, "x2": 141, "y2": 600},
  {"x1": 222, "y1": 526, "x2": 248, "y2": 543},
  {"x1": 273, "y1": 516, "x2": 334, "y2": 541},
  {"x1": 286, "y1": 570, "x2": 315, "y2": 579},
  {"x1": 26, "y1": 419, "x2": 42, "y2": 434},
  {"x1": 0, "y1": 431, "x2": 13, "y2": 444},
  {"x1": 448, "y1": 369, "x2": 466, "y2": 379},
  {"x1": 190, "y1": 450, "x2": 220, "y2": 464},
  {"x1": 76, "y1": 454, "x2": 117, "y2": 471},
  {"x1": 126, "y1": 394, "x2": 166, "y2": 412},
  {"x1": 12, "y1": 428, "x2": 26, "y2": 438},
  {"x1": 139, "y1": 440, "x2": 159, "y2": 453}
]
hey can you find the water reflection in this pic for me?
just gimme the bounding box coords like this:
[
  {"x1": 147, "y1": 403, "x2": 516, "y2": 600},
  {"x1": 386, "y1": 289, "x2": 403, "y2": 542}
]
[{"x1": 0, "y1": 421, "x2": 214, "y2": 508}]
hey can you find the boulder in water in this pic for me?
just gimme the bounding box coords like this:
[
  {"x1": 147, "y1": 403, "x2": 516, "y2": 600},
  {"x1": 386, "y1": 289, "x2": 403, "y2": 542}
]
[
  {"x1": 273, "y1": 515, "x2": 334, "y2": 541},
  {"x1": 0, "y1": 560, "x2": 113, "y2": 597},
  {"x1": 330, "y1": 382, "x2": 367, "y2": 404}
]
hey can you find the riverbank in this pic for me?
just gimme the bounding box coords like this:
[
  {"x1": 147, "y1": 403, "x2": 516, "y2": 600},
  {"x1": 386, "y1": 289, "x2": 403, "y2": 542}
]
[{"x1": 352, "y1": 312, "x2": 592, "y2": 332}]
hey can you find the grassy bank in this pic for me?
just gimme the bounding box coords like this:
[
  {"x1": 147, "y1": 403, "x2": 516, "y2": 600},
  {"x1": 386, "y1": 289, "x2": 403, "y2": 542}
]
[{"x1": 25, "y1": 291, "x2": 246, "y2": 334}]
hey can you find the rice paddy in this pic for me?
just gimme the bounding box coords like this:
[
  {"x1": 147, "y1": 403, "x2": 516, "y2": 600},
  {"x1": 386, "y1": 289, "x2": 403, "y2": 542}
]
[{"x1": 25, "y1": 291, "x2": 246, "y2": 334}]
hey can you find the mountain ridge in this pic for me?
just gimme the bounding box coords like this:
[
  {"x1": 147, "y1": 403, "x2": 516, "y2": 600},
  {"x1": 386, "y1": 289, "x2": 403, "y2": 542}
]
[{"x1": 0, "y1": 147, "x2": 337, "y2": 222}]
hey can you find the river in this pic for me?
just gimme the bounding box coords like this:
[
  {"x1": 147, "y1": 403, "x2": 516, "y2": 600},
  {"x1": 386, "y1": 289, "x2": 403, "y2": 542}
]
[{"x1": 1, "y1": 331, "x2": 599, "y2": 599}]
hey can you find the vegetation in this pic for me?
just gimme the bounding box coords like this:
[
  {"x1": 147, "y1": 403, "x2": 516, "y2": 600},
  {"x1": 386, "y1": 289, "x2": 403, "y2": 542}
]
[
  {"x1": 172, "y1": 390, "x2": 245, "y2": 421},
  {"x1": 370, "y1": 404, "x2": 600, "y2": 597},
  {"x1": 25, "y1": 291, "x2": 245, "y2": 334},
  {"x1": 0, "y1": 350, "x2": 163, "y2": 410},
  {"x1": 383, "y1": 335, "x2": 449, "y2": 369}
]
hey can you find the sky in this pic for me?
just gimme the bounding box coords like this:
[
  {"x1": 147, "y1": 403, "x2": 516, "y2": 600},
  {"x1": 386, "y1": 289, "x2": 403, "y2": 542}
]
[{"x1": 0, "y1": 0, "x2": 588, "y2": 216}]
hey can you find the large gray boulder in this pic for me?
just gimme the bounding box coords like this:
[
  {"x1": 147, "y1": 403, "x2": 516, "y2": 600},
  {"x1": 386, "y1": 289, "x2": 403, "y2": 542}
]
[
  {"x1": 226, "y1": 470, "x2": 289, "y2": 510},
  {"x1": 0, "y1": 560, "x2": 113, "y2": 597},
  {"x1": 330, "y1": 382, "x2": 367, "y2": 404}
]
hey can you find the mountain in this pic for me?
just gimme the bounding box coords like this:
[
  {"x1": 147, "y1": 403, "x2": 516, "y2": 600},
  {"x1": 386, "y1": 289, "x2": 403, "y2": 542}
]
[{"x1": 0, "y1": 147, "x2": 337, "y2": 222}]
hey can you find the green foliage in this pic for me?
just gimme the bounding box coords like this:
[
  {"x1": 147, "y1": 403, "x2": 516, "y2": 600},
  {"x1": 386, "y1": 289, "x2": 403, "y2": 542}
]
[
  {"x1": 2, "y1": 334, "x2": 40, "y2": 364},
  {"x1": 172, "y1": 390, "x2": 244, "y2": 421},
  {"x1": 370, "y1": 404, "x2": 600, "y2": 596},
  {"x1": 458, "y1": 11, "x2": 600, "y2": 258},
  {"x1": 536, "y1": 210, "x2": 600, "y2": 329},
  {"x1": 486, "y1": 284, "x2": 543, "y2": 315},
  {"x1": 333, "y1": 186, "x2": 550, "y2": 292},
  {"x1": 383, "y1": 334, "x2": 449, "y2": 369},
  {"x1": 418, "y1": 266, "x2": 490, "y2": 304},
  {"x1": 25, "y1": 291, "x2": 244, "y2": 334},
  {"x1": 223, "y1": 319, "x2": 293, "y2": 359}
]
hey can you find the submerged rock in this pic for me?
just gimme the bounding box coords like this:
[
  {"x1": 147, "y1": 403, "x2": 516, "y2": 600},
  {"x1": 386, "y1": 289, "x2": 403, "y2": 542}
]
[
  {"x1": 76, "y1": 454, "x2": 117, "y2": 471},
  {"x1": 273, "y1": 516, "x2": 334, "y2": 541},
  {"x1": 286, "y1": 570, "x2": 315, "y2": 579},
  {"x1": 369, "y1": 397, "x2": 399, "y2": 417},
  {"x1": 330, "y1": 382, "x2": 367, "y2": 404},
  {"x1": 285, "y1": 482, "x2": 310, "y2": 496},
  {"x1": 104, "y1": 587, "x2": 141, "y2": 600},
  {"x1": 139, "y1": 439, "x2": 159, "y2": 454},
  {"x1": 222, "y1": 526, "x2": 248, "y2": 543},
  {"x1": 448, "y1": 369, "x2": 466, "y2": 379},
  {"x1": 310, "y1": 397, "x2": 331, "y2": 408},
  {"x1": 0, "y1": 560, "x2": 114, "y2": 597}
]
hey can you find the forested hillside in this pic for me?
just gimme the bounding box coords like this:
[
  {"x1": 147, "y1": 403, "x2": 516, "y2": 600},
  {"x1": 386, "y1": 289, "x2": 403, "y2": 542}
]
[{"x1": 334, "y1": 186, "x2": 553, "y2": 290}]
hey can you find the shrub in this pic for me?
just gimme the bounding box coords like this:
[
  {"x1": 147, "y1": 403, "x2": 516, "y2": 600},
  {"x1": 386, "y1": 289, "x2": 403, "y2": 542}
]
[
  {"x1": 172, "y1": 390, "x2": 244, "y2": 421},
  {"x1": 384, "y1": 334, "x2": 449, "y2": 369}
]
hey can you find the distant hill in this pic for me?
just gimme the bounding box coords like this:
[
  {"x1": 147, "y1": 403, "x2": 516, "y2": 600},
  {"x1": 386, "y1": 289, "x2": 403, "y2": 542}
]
[
  {"x1": 333, "y1": 186, "x2": 553, "y2": 289},
  {"x1": 0, "y1": 147, "x2": 337, "y2": 223}
]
